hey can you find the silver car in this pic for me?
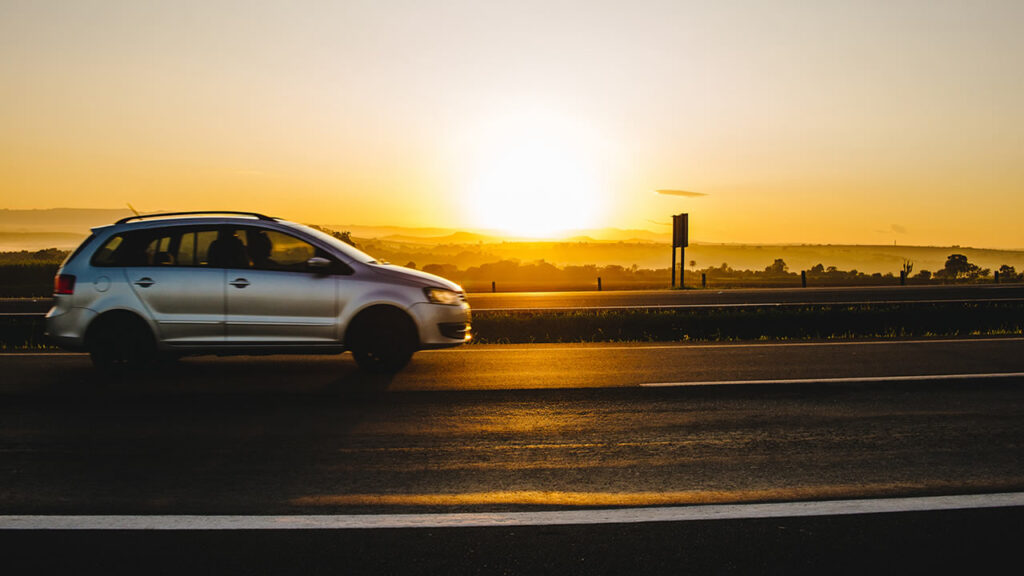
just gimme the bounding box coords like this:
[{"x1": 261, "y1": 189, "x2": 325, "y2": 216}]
[{"x1": 45, "y1": 211, "x2": 471, "y2": 372}]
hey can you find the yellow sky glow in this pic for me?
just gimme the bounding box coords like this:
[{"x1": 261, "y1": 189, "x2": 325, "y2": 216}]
[{"x1": 1, "y1": 1, "x2": 1022, "y2": 247}]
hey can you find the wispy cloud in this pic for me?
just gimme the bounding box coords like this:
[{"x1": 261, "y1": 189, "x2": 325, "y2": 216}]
[
  {"x1": 655, "y1": 189, "x2": 707, "y2": 197},
  {"x1": 876, "y1": 223, "x2": 909, "y2": 235}
]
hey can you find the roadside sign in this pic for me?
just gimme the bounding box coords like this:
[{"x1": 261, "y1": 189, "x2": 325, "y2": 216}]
[{"x1": 673, "y1": 213, "x2": 688, "y2": 248}]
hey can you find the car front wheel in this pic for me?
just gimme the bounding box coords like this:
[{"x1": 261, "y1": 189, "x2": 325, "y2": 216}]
[{"x1": 347, "y1": 307, "x2": 418, "y2": 373}]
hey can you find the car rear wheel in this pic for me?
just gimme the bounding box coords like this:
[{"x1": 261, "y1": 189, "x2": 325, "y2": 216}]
[
  {"x1": 348, "y1": 307, "x2": 418, "y2": 373},
  {"x1": 87, "y1": 313, "x2": 157, "y2": 371}
]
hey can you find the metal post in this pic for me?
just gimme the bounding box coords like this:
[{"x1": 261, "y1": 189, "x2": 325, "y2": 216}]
[
  {"x1": 671, "y1": 246, "x2": 677, "y2": 288},
  {"x1": 900, "y1": 270, "x2": 906, "y2": 286},
  {"x1": 491, "y1": 281, "x2": 496, "y2": 293},
  {"x1": 597, "y1": 277, "x2": 602, "y2": 291},
  {"x1": 679, "y1": 247, "x2": 685, "y2": 288},
  {"x1": 995, "y1": 271, "x2": 1000, "y2": 284},
  {"x1": 801, "y1": 270, "x2": 807, "y2": 288},
  {"x1": 702, "y1": 273, "x2": 706, "y2": 288}
]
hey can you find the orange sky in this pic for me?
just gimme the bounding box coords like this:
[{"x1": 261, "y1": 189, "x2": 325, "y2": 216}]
[{"x1": 1, "y1": 1, "x2": 1022, "y2": 247}]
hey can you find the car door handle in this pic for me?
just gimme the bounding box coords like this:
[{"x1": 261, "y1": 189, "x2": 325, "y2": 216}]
[
  {"x1": 134, "y1": 277, "x2": 155, "y2": 288},
  {"x1": 229, "y1": 278, "x2": 250, "y2": 288}
]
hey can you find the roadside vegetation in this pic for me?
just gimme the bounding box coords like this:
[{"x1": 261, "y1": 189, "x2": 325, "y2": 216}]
[
  {"x1": 3, "y1": 301, "x2": 1023, "y2": 351},
  {"x1": 0, "y1": 249, "x2": 67, "y2": 297},
  {"x1": 470, "y1": 301, "x2": 1024, "y2": 344},
  {"x1": 5, "y1": 248, "x2": 1021, "y2": 297}
]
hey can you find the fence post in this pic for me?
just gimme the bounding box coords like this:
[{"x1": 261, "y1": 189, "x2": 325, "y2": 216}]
[
  {"x1": 597, "y1": 277, "x2": 602, "y2": 291},
  {"x1": 801, "y1": 270, "x2": 807, "y2": 288},
  {"x1": 900, "y1": 270, "x2": 906, "y2": 286},
  {"x1": 491, "y1": 281, "x2": 496, "y2": 293},
  {"x1": 701, "y1": 273, "x2": 706, "y2": 288},
  {"x1": 995, "y1": 271, "x2": 1000, "y2": 284}
]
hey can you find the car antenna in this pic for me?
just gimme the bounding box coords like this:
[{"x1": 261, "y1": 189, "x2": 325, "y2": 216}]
[{"x1": 126, "y1": 203, "x2": 141, "y2": 217}]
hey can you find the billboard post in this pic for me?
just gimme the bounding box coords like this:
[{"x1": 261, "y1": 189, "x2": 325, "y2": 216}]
[{"x1": 671, "y1": 213, "x2": 689, "y2": 288}]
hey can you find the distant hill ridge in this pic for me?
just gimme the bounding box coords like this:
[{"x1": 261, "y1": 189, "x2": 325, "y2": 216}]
[{"x1": 2, "y1": 209, "x2": 1022, "y2": 274}]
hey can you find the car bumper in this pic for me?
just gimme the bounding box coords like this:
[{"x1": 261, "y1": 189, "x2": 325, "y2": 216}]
[
  {"x1": 44, "y1": 305, "x2": 96, "y2": 351},
  {"x1": 409, "y1": 302, "x2": 472, "y2": 348}
]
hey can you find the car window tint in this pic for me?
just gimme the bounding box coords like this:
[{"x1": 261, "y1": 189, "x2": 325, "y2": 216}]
[
  {"x1": 91, "y1": 235, "x2": 124, "y2": 266},
  {"x1": 243, "y1": 229, "x2": 320, "y2": 272},
  {"x1": 92, "y1": 232, "x2": 149, "y2": 267},
  {"x1": 177, "y1": 231, "x2": 195, "y2": 266},
  {"x1": 144, "y1": 235, "x2": 175, "y2": 266},
  {"x1": 209, "y1": 229, "x2": 251, "y2": 268},
  {"x1": 176, "y1": 229, "x2": 220, "y2": 266}
]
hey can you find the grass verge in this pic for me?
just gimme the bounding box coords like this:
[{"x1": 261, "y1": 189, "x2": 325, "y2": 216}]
[
  {"x1": 469, "y1": 302, "x2": 1024, "y2": 344},
  {"x1": 4, "y1": 301, "x2": 1023, "y2": 350}
]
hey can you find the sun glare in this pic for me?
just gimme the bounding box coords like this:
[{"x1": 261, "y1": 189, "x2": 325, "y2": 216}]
[{"x1": 463, "y1": 110, "x2": 608, "y2": 238}]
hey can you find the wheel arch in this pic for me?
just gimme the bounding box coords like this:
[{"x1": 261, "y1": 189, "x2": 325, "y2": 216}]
[
  {"x1": 343, "y1": 303, "x2": 419, "y2": 349},
  {"x1": 85, "y1": 308, "x2": 156, "y2": 348}
]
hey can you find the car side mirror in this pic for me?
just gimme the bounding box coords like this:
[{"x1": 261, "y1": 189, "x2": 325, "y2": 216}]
[{"x1": 306, "y1": 256, "x2": 332, "y2": 273}]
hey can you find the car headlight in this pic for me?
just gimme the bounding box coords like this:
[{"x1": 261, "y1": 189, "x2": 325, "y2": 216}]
[{"x1": 424, "y1": 287, "x2": 463, "y2": 305}]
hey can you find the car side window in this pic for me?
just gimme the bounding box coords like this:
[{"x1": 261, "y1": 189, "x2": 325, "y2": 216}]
[
  {"x1": 242, "y1": 228, "x2": 321, "y2": 272},
  {"x1": 92, "y1": 227, "x2": 223, "y2": 267},
  {"x1": 143, "y1": 235, "x2": 175, "y2": 266},
  {"x1": 91, "y1": 235, "x2": 125, "y2": 266},
  {"x1": 91, "y1": 231, "x2": 151, "y2": 267},
  {"x1": 176, "y1": 229, "x2": 220, "y2": 266}
]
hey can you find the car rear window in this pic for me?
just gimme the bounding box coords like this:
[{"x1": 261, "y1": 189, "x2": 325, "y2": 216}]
[{"x1": 63, "y1": 233, "x2": 97, "y2": 266}]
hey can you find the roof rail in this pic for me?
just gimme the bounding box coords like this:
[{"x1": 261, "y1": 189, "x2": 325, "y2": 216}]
[{"x1": 115, "y1": 211, "x2": 278, "y2": 224}]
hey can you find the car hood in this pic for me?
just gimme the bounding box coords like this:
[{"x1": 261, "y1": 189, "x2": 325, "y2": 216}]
[{"x1": 367, "y1": 263, "x2": 463, "y2": 292}]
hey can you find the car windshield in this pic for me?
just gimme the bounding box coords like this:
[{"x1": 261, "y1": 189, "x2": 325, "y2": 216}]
[{"x1": 290, "y1": 223, "x2": 379, "y2": 264}]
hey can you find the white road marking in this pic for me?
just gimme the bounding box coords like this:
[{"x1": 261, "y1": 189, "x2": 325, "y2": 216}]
[
  {"x1": 471, "y1": 297, "x2": 1024, "y2": 312},
  {"x1": 642, "y1": 372, "x2": 1024, "y2": 387},
  {"x1": 422, "y1": 336, "x2": 1024, "y2": 353},
  {"x1": 2, "y1": 492, "x2": 1022, "y2": 530}
]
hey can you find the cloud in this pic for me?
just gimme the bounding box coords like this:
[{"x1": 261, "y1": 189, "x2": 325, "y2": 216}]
[
  {"x1": 876, "y1": 223, "x2": 909, "y2": 235},
  {"x1": 655, "y1": 189, "x2": 707, "y2": 197}
]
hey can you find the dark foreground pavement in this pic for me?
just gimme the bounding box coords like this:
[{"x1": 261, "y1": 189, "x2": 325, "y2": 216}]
[{"x1": 4, "y1": 508, "x2": 1022, "y2": 575}]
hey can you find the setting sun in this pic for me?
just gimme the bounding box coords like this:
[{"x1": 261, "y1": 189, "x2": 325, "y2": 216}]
[{"x1": 462, "y1": 109, "x2": 610, "y2": 238}]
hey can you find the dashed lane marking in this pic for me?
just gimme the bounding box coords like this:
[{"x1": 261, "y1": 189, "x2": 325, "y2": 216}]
[{"x1": 641, "y1": 372, "x2": 1024, "y2": 387}]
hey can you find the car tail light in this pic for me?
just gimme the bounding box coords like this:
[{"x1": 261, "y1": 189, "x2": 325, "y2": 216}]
[{"x1": 54, "y1": 274, "x2": 76, "y2": 295}]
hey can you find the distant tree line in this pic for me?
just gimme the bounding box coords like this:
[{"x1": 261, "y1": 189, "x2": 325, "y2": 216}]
[
  {"x1": 0, "y1": 248, "x2": 1021, "y2": 297},
  {"x1": 416, "y1": 253, "x2": 1024, "y2": 288}
]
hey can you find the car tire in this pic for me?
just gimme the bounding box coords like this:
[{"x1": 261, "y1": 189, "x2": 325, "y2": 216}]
[
  {"x1": 87, "y1": 313, "x2": 157, "y2": 371},
  {"x1": 348, "y1": 307, "x2": 418, "y2": 373}
]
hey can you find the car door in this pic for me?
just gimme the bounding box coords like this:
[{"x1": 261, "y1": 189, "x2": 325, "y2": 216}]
[
  {"x1": 122, "y1": 226, "x2": 226, "y2": 343},
  {"x1": 223, "y1": 227, "x2": 340, "y2": 343}
]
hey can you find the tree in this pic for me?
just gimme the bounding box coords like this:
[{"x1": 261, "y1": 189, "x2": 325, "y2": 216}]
[
  {"x1": 942, "y1": 254, "x2": 971, "y2": 278},
  {"x1": 998, "y1": 265, "x2": 1023, "y2": 282},
  {"x1": 809, "y1": 263, "x2": 825, "y2": 274},
  {"x1": 307, "y1": 224, "x2": 359, "y2": 248},
  {"x1": 765, "y1": 259, "x2": 788, "y2": 274},
  {"x1": 937, "y1": 254, "x2": 990, "y2": 280}
]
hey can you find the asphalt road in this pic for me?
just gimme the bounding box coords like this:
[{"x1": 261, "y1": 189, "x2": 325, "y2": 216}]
[{"x1": 3, "y1": 338, "x2": 1023, "y2": 573}]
